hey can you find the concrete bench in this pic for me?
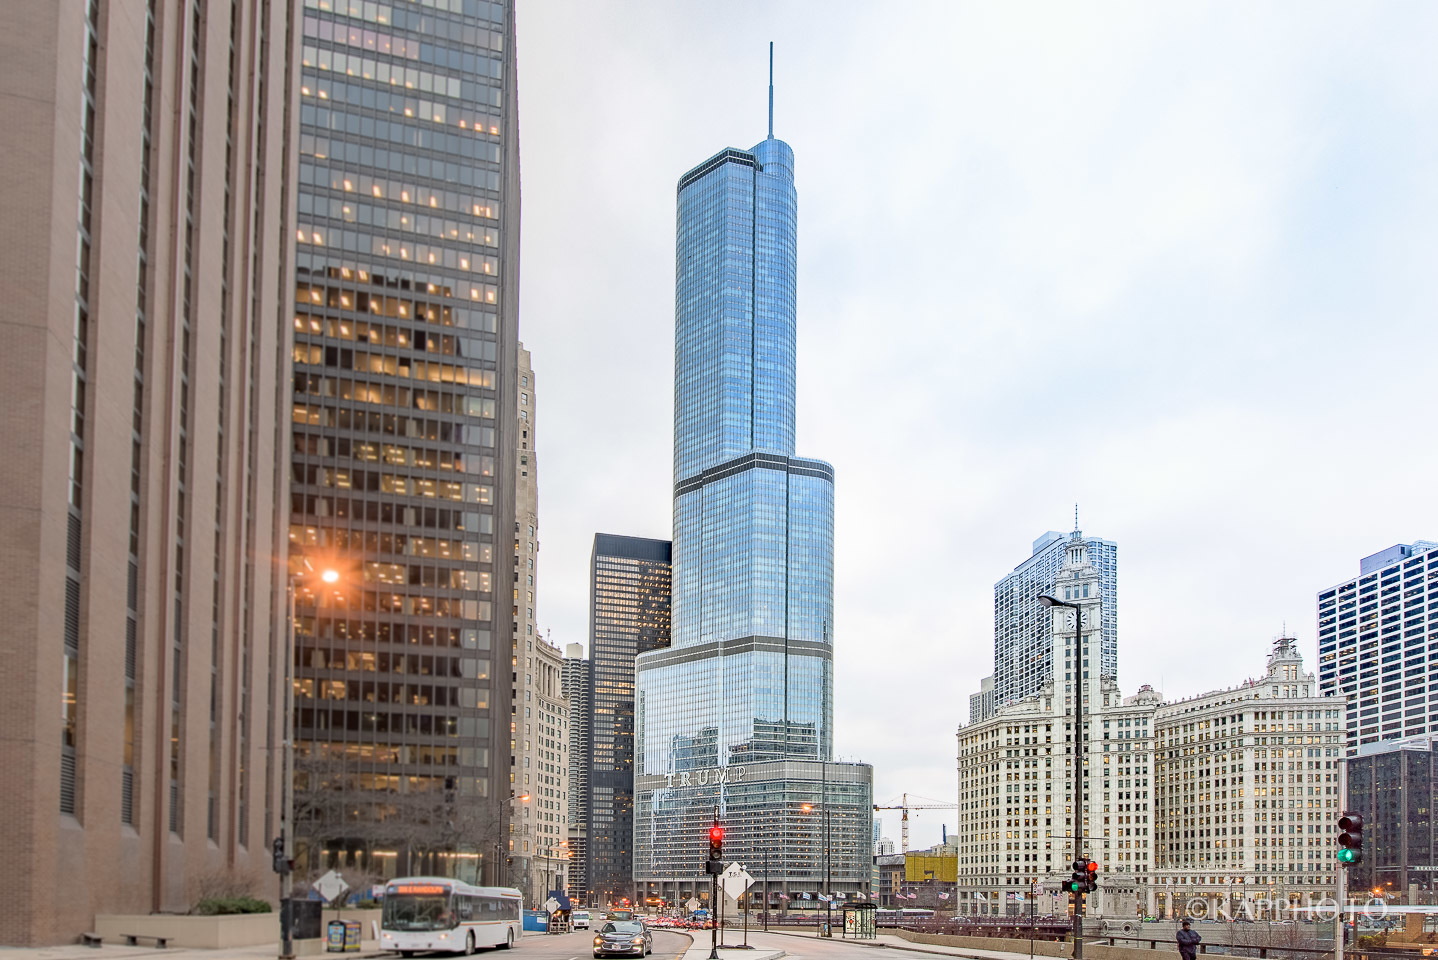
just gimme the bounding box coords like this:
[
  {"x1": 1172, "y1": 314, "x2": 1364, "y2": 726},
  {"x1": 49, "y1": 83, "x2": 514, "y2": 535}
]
[
  {"x1": 79, "y1": 932, "x2": 103, "y2": 948},
  {"x1": 121, "y1": 933, "x2": 170, "y2": 948}
]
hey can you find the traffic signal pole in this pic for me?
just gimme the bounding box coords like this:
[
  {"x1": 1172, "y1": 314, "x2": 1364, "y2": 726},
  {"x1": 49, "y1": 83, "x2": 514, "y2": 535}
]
[
  {"x1": 1336, "y1": 763, "x2": 1347, "y2": 960},
  {"x1": 709, "y1": 871, "x2": 719, "y2": 960},
  {"x1": 708, "y1": 810, "x2": 723, "y2": 960}
]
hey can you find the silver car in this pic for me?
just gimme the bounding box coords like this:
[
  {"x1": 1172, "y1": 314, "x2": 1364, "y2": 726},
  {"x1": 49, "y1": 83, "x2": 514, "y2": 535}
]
[{"x1": 593, "y1": 920, "x2": 651, "y2": 958}]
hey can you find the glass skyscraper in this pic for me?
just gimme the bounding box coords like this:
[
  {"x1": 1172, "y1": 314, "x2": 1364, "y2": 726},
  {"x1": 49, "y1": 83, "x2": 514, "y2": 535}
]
[
  {"x1": 633, "y1": 108, "x2": 872, "y2": 907},
  {"x1": 288, "y1": 0, "x2": 520, "y2": 883}
]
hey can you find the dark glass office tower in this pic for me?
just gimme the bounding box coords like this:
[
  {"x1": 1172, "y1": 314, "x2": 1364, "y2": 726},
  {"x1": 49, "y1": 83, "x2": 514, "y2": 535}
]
[
  {"x1": 1344, "y1": 736, "x2": 1438, "y2": 897},
  {"x1": 633, "y1": 93, "x2": 872, "y2": 906},
  {"x1": 588, "y1": 535, "x2": 672, "y2": 908},
  {"x1": 288, "y1": 0, "x2": 520, "y2": 882}
]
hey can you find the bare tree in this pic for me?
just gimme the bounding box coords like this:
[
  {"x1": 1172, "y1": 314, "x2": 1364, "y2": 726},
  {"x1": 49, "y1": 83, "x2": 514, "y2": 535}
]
[{"x1": 192, "y1": 865, "x2": 267, "y2": 905}]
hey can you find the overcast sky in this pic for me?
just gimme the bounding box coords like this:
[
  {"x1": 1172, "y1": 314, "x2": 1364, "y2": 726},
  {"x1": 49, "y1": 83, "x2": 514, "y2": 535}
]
[{"x1": 512, "y1": 1, "x2": 1438, "y2": 850}]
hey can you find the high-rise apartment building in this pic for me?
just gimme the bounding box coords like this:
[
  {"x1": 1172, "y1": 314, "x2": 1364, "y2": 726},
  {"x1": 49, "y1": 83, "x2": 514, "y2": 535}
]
[
  {"x1": 0, "y1": 0, "x2": 296, "y2": 943},
  {"x1": 1318, "y1": 541, "x2": 1438, "y2": 753},
  {"x1": 633, "y1": 95, "x2": 873, "y2": 908},
  {"x1": 288, "y1": 0, "x2": 520, "y2": 882},
  {"x1": 589, "y1": 534, "x2": 672, "y2": 907},
  {"x1": 514, "y1": 343, "x2": 538, "y2": 648},
  {"x1": 562, "y1": 642, "x2": 592, "y2": 902},
  {"x1": 512, "y1": 635, "x2": 568, "y2": 904},
  {"x1": 969, "y1": 675, "x2": 994, "y2": 725},
  {"x1": 983, "y1": 527, "x2": 1118, "y2": 717},
  {"x1": 508, "y1": 342, "x2": 541, "y2": 890}
]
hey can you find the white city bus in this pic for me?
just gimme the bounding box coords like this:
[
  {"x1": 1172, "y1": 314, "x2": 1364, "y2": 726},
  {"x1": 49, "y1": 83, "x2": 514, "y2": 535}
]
[{"x1": 380, "y1": 878, "x2": 523, "y2": 956}]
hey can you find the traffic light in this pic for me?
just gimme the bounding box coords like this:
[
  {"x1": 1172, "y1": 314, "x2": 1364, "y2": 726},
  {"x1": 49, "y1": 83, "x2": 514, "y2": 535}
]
[
  {"x1": 272, "y1": 835, "x2": 291, "y2": 875},
  {"x1": 1066, "y1": 858, "x2": 1086, "y2": 894},
  {"x1": 706, "y1": 822, "x2": 725, "y2": 875},
  {"x1": 1337, "y1": 812, "x2": 1364, "y2": 865},
  {"x1": 1084, "y1": 860, "x2": 1099, "y2": 893}
]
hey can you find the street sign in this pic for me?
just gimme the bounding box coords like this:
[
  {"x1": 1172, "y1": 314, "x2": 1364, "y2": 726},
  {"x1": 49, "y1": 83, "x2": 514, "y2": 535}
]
[
  {"x1": 686, "y1": 898, "x2": 701, "y2": 913},
  {"x1": 720, "y1": 865, "x2": 755, "y2": 901},
  {"x1": 544, "y1": 898, "x2": 560, "y2": 914},
  {"x1": 315, "y1": 869, "x2": 348, "y2": 905}
]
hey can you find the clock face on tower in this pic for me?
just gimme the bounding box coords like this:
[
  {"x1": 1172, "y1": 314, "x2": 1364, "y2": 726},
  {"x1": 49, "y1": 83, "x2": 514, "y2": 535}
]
[{"x1": 1064, "y1": 611, "x2": 1077, "y2": 630}]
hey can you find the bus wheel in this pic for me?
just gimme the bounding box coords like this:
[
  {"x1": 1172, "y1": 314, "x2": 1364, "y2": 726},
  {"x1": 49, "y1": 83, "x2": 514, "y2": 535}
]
[
  {"x1": 464, "y1": 932, "x2": 475, "y2": 955},
  {"x1": 500, "y1": 930, "x2": 514, "y2": 950}
]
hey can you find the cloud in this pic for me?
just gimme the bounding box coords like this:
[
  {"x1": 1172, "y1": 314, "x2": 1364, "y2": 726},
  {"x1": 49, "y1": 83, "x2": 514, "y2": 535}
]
[{"x1": 515, "y1": 0, "x2": 1438, "y2": 849}]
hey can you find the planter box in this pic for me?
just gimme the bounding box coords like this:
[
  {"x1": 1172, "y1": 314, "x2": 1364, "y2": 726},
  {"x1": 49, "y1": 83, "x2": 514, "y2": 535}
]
[{"x1": 94, "y1": 912, "x2": 277, "y2": 949}]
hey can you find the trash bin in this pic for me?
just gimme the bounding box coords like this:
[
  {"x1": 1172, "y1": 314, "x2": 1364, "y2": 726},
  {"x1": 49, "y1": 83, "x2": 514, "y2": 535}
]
[{"x1": 291, "y1": 899, "x2": 324, "y2": 941}]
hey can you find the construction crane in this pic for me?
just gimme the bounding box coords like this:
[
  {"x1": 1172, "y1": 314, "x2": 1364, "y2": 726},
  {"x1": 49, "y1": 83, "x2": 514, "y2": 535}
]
[{"x1": 873, "y1": 793, "x2": 959, "y2": 854}]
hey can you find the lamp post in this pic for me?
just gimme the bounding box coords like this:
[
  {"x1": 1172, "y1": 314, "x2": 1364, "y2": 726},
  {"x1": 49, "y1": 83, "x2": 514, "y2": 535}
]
[
  {"x1": 1030, "y1": 879, "x2": 1037, "y2": 960},
  {"x1": 558, "y1": 839, "x2": 570, "y2": 900},
  {"x1": 802, "y1": 801, "x2": 833, "y2": 937},
  {"x1": 763, "y1": 846, "x2": 770, "y2": 932},
  {"x1": 1038, "y1": 593, "x2": 1087, "y2": 960},
  {"x1": 280, "y1": 564, "x2": 339, "y2": 959},
  {"x1": 512, "y1": 792, "x2": 531, "y2": 900}
]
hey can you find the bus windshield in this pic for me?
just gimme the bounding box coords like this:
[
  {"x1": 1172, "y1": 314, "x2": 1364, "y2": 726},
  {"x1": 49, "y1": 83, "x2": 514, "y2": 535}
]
[{"x1": 382, "y1": 887, "x2": 454, "y2": 931}]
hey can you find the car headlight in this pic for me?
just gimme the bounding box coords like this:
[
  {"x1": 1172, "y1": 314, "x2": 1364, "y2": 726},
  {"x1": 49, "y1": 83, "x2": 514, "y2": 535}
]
[
  {"x1": 594, "y1": 937, "x2": 603, "y2": 946},
  {"x1": 633, "y1": 938, "x2": 645, "y2": 945}
]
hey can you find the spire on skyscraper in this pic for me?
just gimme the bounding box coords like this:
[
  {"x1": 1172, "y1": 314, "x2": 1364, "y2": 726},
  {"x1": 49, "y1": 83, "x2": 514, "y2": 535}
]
[{"x1": 768, "y1": 41, "x2": 774, "y2": 139}]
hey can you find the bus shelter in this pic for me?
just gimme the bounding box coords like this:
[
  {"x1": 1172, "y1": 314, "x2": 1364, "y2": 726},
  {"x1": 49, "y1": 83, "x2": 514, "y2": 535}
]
[{"x1": 840, "y1": 903, "x2": 876, "y2": 940}]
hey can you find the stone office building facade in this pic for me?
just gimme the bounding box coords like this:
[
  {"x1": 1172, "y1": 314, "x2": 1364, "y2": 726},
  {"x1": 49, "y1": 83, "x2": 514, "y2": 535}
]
[
  {"x1": 956, "y1": 537, "x2": 1344, "y2": 918},
  {"x1": 0, "y1": 0, "x2": 297, "y2": 943}
]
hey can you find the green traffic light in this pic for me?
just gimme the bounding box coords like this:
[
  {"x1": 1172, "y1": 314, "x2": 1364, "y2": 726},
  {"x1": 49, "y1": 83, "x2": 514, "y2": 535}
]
[{"x1": 1337, "y1": 849, "x2": 1358, "y2": 864}]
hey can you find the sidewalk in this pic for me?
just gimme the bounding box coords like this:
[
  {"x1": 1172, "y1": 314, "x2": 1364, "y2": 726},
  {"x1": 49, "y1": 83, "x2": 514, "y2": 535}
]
[
  {"x1": 679, "y1": 931, "x2": 784, "y2": 960},
  {"x1": 756, "y1": 928, "x2": 1045, "y2": 960},
  {"x1": 0, "y1": 944, "x2": 374, "y2": 960}
]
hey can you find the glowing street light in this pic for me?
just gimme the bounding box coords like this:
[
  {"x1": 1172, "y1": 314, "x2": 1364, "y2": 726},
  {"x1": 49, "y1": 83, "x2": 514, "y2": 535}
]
[{"x1": 279, "y1": 562, "x2": 344, "y2": 958}]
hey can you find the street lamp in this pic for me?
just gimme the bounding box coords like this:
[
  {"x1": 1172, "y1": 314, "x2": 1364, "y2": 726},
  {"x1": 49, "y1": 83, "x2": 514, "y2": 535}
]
[
  {"x1": 280, "y1": 561, "x2": 340, "y2": 959},
  {"x1": 1038, "y1": 593, "x2": 1087, "y2": 960},
  {"x1": 511, "y1": 792, "x2": 532, "y2": 897},
  {"x1": 801, "y1": 799, "x2": 833, "y2": 937}
]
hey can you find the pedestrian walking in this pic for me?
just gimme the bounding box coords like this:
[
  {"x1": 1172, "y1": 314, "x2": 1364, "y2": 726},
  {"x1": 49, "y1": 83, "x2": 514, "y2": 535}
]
[{"x1": 1177, "y1": 918, "x2": 1202, "y2": 960}]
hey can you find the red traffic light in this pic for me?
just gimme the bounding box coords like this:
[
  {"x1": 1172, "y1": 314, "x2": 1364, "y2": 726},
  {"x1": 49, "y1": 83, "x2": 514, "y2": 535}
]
[
  {"x1": 709, "y1": 825, "x2": 725, "y2": 843},
  {"x1": 1086, "y1": 861, "x2": 1098, "y2": 873}
]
